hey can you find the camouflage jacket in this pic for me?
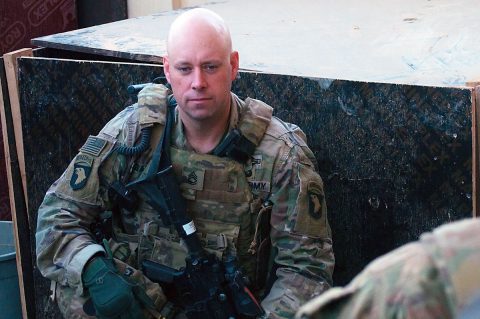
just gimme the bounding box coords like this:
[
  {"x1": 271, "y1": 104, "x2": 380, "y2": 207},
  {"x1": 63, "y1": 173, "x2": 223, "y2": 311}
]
[
  {"x1": 36, "y1": 84, "x2": 334, "y2": 319},
  {"x1": 296, "y1": 218, "x2": 480, "y2": 319}
]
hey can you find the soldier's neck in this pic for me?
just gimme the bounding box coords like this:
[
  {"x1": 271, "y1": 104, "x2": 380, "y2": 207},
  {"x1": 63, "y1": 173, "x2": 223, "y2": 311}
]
[{"x1": 181, "y1": 109, "x2": 231, "y2": 154}]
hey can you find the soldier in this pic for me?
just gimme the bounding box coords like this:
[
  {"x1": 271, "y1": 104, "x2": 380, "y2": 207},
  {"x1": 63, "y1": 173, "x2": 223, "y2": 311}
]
[
  {"x1": 35, "y1": 7, "x2": 334, "y2": 319},
  {"x1": 296, "y1": 218, "x2": 480, "y2": 319}
]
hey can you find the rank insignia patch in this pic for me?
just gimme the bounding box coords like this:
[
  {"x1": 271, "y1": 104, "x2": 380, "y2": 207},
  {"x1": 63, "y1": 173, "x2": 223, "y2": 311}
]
[
  {"x1": 308, "y1": 184, "x2": 324, "y2": 220},
  {"x1": 181, "y1": 167, "x2": 205, "y2": 190},
  {"x1": 70, "y1": 154, "x2": 94, "y2": 190}
]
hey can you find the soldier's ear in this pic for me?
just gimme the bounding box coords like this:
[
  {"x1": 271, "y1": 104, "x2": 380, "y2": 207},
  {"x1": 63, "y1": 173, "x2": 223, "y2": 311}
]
[
  {"x1": 164, "y1": 56, "x2": 171, "y2": 83},
  {"x1": 230, "y1": 51, "x2": 239, "y2": 81}
]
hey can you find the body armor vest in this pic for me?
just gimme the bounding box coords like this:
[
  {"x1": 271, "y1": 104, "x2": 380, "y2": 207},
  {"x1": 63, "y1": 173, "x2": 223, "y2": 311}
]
[{"x1": 110, "y1": 90, "x2": 274, "y2": 291}]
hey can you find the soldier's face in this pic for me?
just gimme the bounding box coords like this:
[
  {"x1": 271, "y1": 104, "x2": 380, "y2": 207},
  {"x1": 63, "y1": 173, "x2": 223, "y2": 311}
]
[{"x1": 164, "y1": 28, "x2": 239, "y2": 125}]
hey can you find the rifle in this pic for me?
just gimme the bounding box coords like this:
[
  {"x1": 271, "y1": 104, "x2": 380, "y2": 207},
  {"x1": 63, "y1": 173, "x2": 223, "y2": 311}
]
[{"x1": 126, "y1": 91, "x2": 264, "y2": 319}]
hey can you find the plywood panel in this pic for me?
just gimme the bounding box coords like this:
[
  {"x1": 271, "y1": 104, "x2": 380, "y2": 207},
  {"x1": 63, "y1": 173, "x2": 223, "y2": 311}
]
[
  {"x1": 32, "y1": 0, "x2": 480, "y2": 87},
  {"x1": 4, "y1": 49, "x2": 33, "y2": 206},
  {"x1": 0, "y1": 54, "x2": 36, "y2": 319},
  {"x1": 233, "y1": 73, "x2": 474, "y2": 282},
  {"x1": 16, "y1": 57, "x2": 473, "y2": 317},
  {"x1": 3, "y1": 49, "x2": 36, "y2": 319}
]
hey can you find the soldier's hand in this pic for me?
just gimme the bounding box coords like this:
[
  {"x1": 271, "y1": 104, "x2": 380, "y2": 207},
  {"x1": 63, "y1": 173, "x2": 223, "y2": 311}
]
[{"x1": 82, "y1": 256, "x2": 151, "y2": 319}]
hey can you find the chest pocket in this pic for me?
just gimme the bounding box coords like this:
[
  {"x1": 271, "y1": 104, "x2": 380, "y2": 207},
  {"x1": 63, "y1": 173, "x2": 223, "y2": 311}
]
[
  {"x1": 138, "y1": 219, "x2": 241, "y2": 270},
  {"x1": 195, "y1": 218, "x2": 240, "y2": 258}
]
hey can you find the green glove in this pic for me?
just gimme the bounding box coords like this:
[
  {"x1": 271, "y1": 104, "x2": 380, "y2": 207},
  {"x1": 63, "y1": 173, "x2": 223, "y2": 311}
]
[{"x1": 82, "y1": 256, "x2": 148, "y2": 319}]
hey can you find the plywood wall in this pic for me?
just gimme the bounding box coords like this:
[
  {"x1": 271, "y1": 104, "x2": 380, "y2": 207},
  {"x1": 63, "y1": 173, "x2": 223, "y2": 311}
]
[{"x1": 11, "y1": 56, "x2": 474, "y2": 318}]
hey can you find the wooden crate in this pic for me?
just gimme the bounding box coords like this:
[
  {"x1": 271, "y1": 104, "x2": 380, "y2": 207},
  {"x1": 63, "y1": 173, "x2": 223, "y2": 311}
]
[{"x1": 1, "y1": 55, "x2": 473, "y2": 318}]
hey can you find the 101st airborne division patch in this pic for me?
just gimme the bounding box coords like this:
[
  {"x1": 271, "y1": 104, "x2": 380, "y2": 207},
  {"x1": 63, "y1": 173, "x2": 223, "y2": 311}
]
[
  {"x1": 70, "y1": 154, "x2": 94, "y2": 190},
  {"x1": 308, "y1": 185, "x2": 324, "y2": 220}
]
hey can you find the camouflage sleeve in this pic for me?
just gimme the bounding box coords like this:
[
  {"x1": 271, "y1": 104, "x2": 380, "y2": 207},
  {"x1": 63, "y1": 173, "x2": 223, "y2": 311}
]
[
  {"x1": 36, "y1": 193, "x2": 106, "y2": 294},
  {"x1": 295, "y1": 218, "x2": 480, "y2": 319},
  {"x1": 35, "y1": 106, "x2": 133, "y2": 295},
  {"x1": 36, "y1": 84, "x2": 168, "y2": 296},
  {"x1": 261, "y1": 128, "x2": 334, "y2": 319}
]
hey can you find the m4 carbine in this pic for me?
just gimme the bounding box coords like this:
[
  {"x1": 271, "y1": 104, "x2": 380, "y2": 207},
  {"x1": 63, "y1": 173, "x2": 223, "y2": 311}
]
[{"x1": 126, "y1": 91, "x2": 264, "y2": 319}]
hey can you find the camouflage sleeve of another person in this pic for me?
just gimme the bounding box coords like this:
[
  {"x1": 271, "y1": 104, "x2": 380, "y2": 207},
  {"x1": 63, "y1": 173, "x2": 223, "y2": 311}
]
[
  {"x1": 295, "y1": 218, "x2": 480, "y2": 319},
  {"x1": 261, "y1": 125, "x2": 334, "y2": 319},
  {"x1": 35, "y1": 106, "x2": 133, "y2": 295}
]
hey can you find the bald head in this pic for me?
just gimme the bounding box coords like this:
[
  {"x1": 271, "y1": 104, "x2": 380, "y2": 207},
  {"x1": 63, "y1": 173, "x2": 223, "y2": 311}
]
[
  {"x1": 163, "y1": 8, "x2": 239, "y2": 134},
  {"x1": 167, "y1": 8, "x2": 233, "y2": 56}
]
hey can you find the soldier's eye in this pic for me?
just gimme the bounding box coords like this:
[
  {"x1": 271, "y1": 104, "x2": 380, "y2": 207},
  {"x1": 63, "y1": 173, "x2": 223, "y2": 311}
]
[
  {"x1": 203, "y1": 64, "x2": 219, "y2": 73},
  {"x1": 176, "y1": 66, "x2": 192, "y2": 74}
]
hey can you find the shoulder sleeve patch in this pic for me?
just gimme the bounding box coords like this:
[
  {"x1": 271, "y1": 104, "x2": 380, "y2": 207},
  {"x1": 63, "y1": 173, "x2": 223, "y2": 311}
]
[
  {"x1": 292, "y1": 163, "x2": 330, "y2": 238},
  {"x1": 80, "y1": 136, "x2": 107, "y2": 157},
  {"x1": 52, "y1": 137, "x2": 115, "y2": 205},
  {"x1": 70, "y1": 154, "x2": 94, "y2": 190},
  {"x1": 307, "y1": 181, "x2": 324, "y2": 220}
]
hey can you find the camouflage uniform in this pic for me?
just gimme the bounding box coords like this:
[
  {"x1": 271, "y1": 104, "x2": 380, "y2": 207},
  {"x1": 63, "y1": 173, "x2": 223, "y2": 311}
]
[
  {"x1": 296, "y1": 218, "x2": 480, "y2": 319},
  {"x1": 36, "y1": 84, "x2": 334, "y2": 319}
]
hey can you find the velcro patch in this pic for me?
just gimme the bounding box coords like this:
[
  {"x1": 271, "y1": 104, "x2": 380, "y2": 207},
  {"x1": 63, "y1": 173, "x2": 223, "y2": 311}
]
[
  {"x1": 249, "y1": 181, "x2": 271, "y2": 193},
  {"x1": 308, "y1": 183, "x2": 324, "y2": 220},
  {"x1": 292, "y1": 164, "x2": 329, "y2": 237},
  {"x1": 181, "y1": 167, "x2": 205, "y2": 191},
  {"x1": 70, "y1": 154, "x2": 94, "y2": 190},
  {"x1": 80, "y1": 136, "x2": 107, "y2": 157}
]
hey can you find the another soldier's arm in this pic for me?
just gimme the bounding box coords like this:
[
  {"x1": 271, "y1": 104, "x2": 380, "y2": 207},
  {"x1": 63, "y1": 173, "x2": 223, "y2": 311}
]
[
  {"x1": 261, "y1": 140, "x2": 334, "y2": 319},
  {"x1": 294, "y1": 242, "x2": 436, "y2": 319},
  {"x1": 295, "y1": 218, "x2": 480, "y2": 319}
]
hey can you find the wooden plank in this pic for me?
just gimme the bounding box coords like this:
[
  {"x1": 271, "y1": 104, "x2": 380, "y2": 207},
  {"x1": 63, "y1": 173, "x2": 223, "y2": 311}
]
[
  {"x1": 474, "y1": 86, "x2": 480, "y2": 218},
  {"x1": 0, "y1": 53, "x2": 35, "y2": 319},
  {"x1": 466, "y1": 81, "x2": 480, "y2": 88},
  {"x1": 31, "y1": 0, "x2": 480, "y2": 87},
  {"x1": 3, "y1": 49, "x2": 32, "y2": 208}
]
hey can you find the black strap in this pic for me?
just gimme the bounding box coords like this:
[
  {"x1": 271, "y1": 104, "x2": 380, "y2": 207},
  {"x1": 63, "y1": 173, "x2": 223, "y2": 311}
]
[
  {"x1": 212, "y1": 128, "x2": 256, "y2": 163},
  {"x1": 145, "y1": 95, "x2": 177, "y2": 178}
]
